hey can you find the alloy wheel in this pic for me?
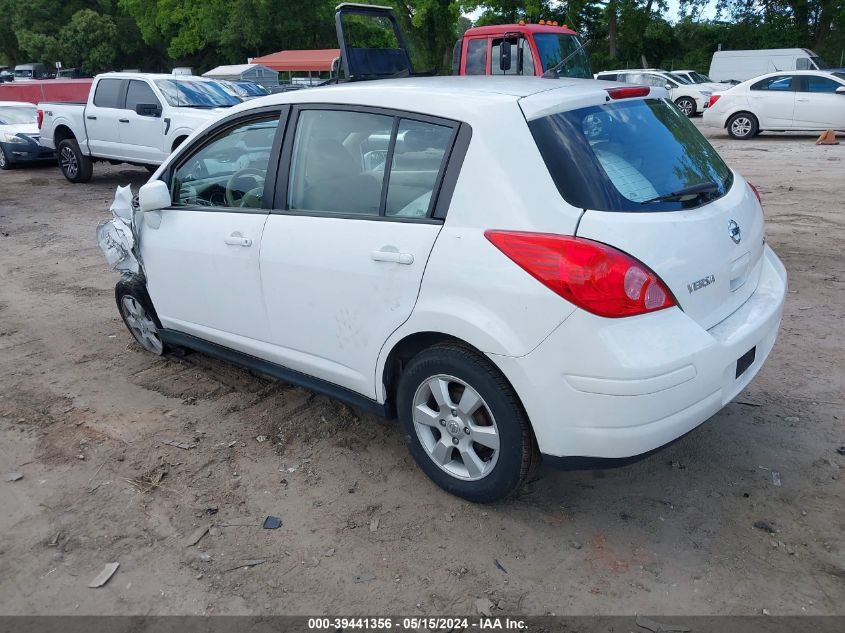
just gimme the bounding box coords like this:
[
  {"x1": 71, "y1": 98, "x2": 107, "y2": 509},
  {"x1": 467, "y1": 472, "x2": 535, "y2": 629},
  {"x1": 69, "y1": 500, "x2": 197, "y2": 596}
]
[
  {"x1": 0, "y1": 149, "x2": 7, "y2": 168},
  {"x1": 60, "y1": 146, "x2": 78, "y2": 179},
  {"x1": 121, "y1": 296, "x2": 164, "y2": 354},
  {"x1": 677, "y1": 99, "x2": 694, "y2": 116},
  {"x1": 731, "y1": 116, "x2": 753, "y2": 138},
  {"x1": 412, "y1": 374, "x2": 500, "y2": 481}
]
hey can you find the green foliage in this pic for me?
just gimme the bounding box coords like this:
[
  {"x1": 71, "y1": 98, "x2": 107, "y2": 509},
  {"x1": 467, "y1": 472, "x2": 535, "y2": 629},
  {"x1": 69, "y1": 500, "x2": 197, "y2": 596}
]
[{"x1": 1, "y1": 0, "x2": 842, "y2": 77}]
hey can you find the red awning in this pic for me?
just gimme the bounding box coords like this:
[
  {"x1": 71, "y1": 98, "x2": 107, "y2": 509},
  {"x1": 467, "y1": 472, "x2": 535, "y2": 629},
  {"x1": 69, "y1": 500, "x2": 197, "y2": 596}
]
[{"x1": 252, "y1": 49, "x2": 341, "y2": 72}]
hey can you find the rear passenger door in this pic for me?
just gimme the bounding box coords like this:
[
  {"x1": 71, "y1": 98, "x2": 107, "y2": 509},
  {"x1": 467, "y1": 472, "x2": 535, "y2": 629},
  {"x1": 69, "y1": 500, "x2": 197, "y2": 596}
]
[
  {"x1": 749, "y1": 74, "x2": 796, "y2": 127},
  {"x1": 85, "y1": 78, "x2": 125, "y2": 158},
  {"x1": 259, "y1": 106, "x2": 463, "y2": 398}
]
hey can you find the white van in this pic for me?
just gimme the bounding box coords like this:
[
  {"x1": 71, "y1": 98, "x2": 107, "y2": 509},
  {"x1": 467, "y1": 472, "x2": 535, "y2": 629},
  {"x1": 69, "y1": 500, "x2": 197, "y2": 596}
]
[{"x1": 709, "y1": 49, "x2": 829, "y2": 83}]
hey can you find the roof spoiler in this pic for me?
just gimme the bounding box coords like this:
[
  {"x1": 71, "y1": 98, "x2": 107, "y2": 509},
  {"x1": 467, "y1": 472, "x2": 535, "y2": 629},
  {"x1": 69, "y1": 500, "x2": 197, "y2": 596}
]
[{"x1": 335, "y1": 3, "x2": 415, "y2": 81}]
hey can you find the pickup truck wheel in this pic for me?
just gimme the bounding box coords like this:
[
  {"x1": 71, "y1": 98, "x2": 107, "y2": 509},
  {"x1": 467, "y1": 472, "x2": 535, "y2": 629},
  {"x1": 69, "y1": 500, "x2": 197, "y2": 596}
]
[
  {"x1": 0, "y1": 146, "x2": 11, "y2": 170},
  {"x1": 115, "y1": 277, "x2": 166, "y2": 356},
  {"x1": 58, "y1": 139, "x2": 93, "y2": 183},
  {"x1": 396, "y1": 344, "x2": 538, "y2": 503}
]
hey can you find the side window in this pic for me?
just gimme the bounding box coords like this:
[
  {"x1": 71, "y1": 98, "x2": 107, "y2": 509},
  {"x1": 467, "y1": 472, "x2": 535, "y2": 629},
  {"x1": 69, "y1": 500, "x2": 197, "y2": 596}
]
[
  {"x1": 802, "y1": 76, "x2": 841, "y2": 93},
  {"x1": 491, "y1": 38, "x2": 536, "y2": 76},
  {"x1": 796, "y1": 57, "x2": 811, "y2": 70},
  {"x1": 93, "y1": 79, "x2": 124, "y2": 109},
  {"x1": 597, "y1": 73, "x2": 617, "y2": 82},
  {"x1": 647, "y1": 74, "x2": 669, "y2": 88},
  {"x1": 172, "y1": 115, "x2": 280, "y2": 209},
  {"x1": 125, "y1": 80, "x2": 159, "y2": 111},
  {"x1": 751, "y1": 75, "x2": 794, "y2": 91},
  {"x1": 386, "y1": 119, "x2": 453, "y2": 218},
  {"x1": 288, "y1": 110, "x2": 393, "y2": 216},
  {"x1": 465, "y1": 39, "x2": 488, "y2": 75}
]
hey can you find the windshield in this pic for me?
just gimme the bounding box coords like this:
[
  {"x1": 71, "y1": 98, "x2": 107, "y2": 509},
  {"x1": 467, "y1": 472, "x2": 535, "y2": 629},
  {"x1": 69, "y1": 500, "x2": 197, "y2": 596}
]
[
  {"x1": 237, "y1": 82, "x2": 269, "y2": 96},
  {"x1": 834, "y1": 72, "x2": 845, "y2": 81},
  {"x1": 534, "y1": 34, "x2": 591, "y2": 78},
  {"x1": 667, "y1": 72, "x2": 691, "y2": 85},
  {"x1": 528, "y1": 98, "x2": 733, "y2": 212},
  {"x1": 0, "y1": 105, "x2": 37, "y2": 125},
  {"x1": 689, "y1": 71, "x2": 712, "y2": 83},
  {"x1": 154, "y1": 79, "x2": 240, "y2": 108},
  {"x1": 810, "y1": 56, "x2": 829, "y2": 69}
]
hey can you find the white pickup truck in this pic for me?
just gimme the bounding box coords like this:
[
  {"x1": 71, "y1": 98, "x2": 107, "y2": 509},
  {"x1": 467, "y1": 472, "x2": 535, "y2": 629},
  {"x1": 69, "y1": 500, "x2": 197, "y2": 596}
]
[{"x1": 38, "y1": 72, "x2": 241, "y2": 182}]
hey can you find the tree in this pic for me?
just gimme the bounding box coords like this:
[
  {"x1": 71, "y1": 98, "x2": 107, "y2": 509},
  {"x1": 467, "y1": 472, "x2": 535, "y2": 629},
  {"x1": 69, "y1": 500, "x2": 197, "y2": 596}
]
[{"x1": 59, "y1": 10, "x2": 119, "y2": 73}]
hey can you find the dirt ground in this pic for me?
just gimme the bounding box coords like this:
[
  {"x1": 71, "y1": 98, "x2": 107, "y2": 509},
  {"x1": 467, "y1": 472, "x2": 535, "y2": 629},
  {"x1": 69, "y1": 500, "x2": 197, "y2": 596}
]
[{"x1": 0, "y1": 119, "x2": 843, "y2": 617}]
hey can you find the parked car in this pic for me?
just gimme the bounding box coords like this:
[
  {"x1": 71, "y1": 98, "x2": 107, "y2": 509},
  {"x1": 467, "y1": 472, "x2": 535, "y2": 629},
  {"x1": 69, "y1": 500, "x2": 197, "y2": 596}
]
[
  {"x1": 0, "y1": 101, "x2": 55, "y2": 169},
  {"x1": 703, "y1": 70, "x2": 845, "y2": 139},
  {"x1": 709, "y1": 48, "x2": 844, "y2": 84},
  {"x1": 672, "y1": 69, "x2": 731, "y2": 91},
  {"x1": 97, "y1": 75, "x2": 787, "y2": 502},
  {"x1": 595, "y1": 69, "x2": 712, "y2": 116},
  {"x1": 216, "y1": 79, "x2": 270, "y2": 100},
  {"x1": 38, "y1": 72, "x2": 240, "y2": 182},
  {"x1": 0, "y1": 68, "x2": 12, "y2": 83}
]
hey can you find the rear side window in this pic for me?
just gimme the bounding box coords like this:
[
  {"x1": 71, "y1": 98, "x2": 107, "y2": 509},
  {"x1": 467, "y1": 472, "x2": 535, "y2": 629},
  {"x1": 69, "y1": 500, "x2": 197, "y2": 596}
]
[
  {"x1": 751, "y1": 75, "x2": 794, "y2": 91},
  {"x1": 597, "y1": 73, "x2": 617, "y2": 81},
  {"x1": 287, "y1": 109, "x2": 455, "y2": 218},
  {"x1": 465, "y1": 39, "x2": 487, "y2": 75},
  {"x1": 528, "y1": 98, "x2": 733, "y2": 212},
  {"x1": 125, "y1": 80, "x2": 159, "y2": 110},
  {"x1": 93, "y1": 79, "x2": 124, "y2": 108}
]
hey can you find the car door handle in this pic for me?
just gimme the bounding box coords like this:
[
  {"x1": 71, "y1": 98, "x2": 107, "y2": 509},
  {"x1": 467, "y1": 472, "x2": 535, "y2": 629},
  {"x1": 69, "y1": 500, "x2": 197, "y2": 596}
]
[
  {"x1": 371, "y1": 249, "x2": 413, "y2": 265},
  {"x1": 86, "y1": 115, "x2": 97, "y2": 120},
  {"x1": 119, "y1": 119, "x2": 130, "y2": 123},
  {"x1": 224, "y1": 233, "x2": 252, "y2": 247},
  {"x1": 796, "y1": 97, "x2": 810, "y2": 102}
]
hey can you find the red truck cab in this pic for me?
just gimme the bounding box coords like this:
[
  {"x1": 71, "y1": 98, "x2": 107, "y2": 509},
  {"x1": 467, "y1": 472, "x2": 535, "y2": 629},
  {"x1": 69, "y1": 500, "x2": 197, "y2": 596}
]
[{"x1": 452, "y1": 22, "x2": 591, "y2": 78}]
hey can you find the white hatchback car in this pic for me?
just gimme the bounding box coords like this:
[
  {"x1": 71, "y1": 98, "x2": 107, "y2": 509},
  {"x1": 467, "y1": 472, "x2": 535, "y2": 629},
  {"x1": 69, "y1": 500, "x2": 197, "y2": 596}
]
[
  {"x1": 100, "y1": 76, "x2": 787, "y2": 502},
  {"x1": 703, "y1": 70, "x2": 845, "y2": 138},
  {"x1": 595, "y1": 69, "x2": 713, "y2": 116}
]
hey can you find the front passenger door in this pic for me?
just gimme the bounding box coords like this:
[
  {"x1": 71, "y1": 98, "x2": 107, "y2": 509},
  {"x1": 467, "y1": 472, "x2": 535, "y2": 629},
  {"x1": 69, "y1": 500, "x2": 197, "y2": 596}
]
[{"x1": 140, "y1": 110, "x2": 285, "y2": 355}]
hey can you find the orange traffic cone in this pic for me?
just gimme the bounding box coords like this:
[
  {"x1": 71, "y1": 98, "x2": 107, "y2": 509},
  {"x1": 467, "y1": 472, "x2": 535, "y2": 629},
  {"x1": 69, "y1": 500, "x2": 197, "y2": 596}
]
[{"x1": 815, "y1": 129, "x2": 839, "y2": 145}]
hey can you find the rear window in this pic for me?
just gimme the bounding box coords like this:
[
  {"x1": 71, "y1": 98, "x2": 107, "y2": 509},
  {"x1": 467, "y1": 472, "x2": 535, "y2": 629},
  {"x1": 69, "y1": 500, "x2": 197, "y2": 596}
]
[{"x1": 529, "y1": 98, "x2": 733, "y2": 212}]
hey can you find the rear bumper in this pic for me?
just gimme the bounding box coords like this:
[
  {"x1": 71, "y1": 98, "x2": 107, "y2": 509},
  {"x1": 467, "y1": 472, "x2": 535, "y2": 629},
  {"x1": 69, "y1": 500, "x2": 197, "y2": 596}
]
[{"x1": 489, "y1": 245, "x2": 787, "y2": 460}]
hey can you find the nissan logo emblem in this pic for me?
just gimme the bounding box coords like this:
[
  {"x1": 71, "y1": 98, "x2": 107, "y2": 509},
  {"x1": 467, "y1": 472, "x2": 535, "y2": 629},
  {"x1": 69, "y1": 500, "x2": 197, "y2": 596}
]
[{"x1": 728, "y1": 219, "x2": 741, "y2": 244}]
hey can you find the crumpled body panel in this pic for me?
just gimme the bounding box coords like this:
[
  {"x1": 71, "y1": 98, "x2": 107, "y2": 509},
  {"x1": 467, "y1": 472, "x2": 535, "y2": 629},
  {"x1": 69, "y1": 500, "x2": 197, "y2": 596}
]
[{"x1": 97, "y1": 185, "x2": 140, "y2": 275}]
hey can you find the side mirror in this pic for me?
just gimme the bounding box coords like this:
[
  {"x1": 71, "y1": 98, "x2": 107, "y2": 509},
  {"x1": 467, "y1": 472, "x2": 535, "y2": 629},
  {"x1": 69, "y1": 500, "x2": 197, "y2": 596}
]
[
  {"x1": 836, "y1": 86, "x2": 845, "y2": 95},
  {"x1": 138, "y1": 180, "x2": 171, "y2": 213},
  {"x1": 665, "y1": 83, "x2": 673, "y2": 91},
  {"x1": 499, "y1": 40, "x2": 512, "y2": 72},
  {"x1": 136, "y1": 103, "x2": 162, "y2": 117}
]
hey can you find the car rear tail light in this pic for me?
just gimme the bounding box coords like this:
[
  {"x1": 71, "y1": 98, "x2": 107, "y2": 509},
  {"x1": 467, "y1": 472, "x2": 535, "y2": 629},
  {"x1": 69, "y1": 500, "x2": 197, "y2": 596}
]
[
  {"x1": 606, "y1": 86, "x2": 650, "y2": 100},
  {"x1": 37, "y1": 109, "x2": 43, "y2": 129},
  {"x1": 748, "y1": 182, "x2": 762, "y2": 205},
  {"x1": 485, "y1": 231, "x2": 677, "y2": 318},
  {"x1": 708, "y1": 94, "x2": 721, "y2": 108}
]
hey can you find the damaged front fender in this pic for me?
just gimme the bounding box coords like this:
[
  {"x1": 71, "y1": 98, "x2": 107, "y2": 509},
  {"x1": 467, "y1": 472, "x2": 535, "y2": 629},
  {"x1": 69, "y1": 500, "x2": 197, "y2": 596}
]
[{"x1": 96, "y1": 185, "x2": 140, "y2": 275}]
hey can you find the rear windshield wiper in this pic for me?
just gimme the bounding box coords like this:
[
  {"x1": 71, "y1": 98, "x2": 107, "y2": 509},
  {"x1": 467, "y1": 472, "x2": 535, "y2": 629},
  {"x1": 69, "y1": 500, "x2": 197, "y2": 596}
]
[{"x1": 641, "y1": 181, "x2": 719, "y2": 204}]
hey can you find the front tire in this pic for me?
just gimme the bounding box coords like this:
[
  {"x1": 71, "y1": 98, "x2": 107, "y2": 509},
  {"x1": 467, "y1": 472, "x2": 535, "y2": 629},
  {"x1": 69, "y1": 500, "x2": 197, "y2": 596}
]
[
  {"x1": 396, "y1": 344, "x2": 537, "y2": 503},
  {"x1": 675, "y1": 97, "x2": 697, "y2": 117},
  {"x1": 0, "y1": 146, "x2": 11, "y2": 170},
  {"x1": 58, "y1": 139, "x2": 93, "y2": 183},
  {"x1": 115, "y1": 277, "x2": 166, "y2": 356},
  {"x1": 727, "y1": 112, "x2": 758, "y2": 139}
]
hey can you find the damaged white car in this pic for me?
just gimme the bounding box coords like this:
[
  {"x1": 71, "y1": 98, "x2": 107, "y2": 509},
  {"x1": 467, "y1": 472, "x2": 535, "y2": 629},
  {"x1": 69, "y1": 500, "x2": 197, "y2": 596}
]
[{"x1": 99, "y1": 76, "x2": 786, "y2": 502}]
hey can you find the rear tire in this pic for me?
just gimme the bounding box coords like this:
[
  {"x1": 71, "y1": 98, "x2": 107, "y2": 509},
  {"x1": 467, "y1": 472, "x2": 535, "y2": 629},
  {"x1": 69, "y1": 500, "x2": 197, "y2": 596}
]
[
  {"x1": 0, "y1": 146, "x2": 11, "y2": 170},
  {"x1": 727, "y1": 112, "x2": 758, "y2": 139},
  {"x1": 675, "y1": 97, "x2": 697, "y2": 117},
  {"x1": 115, "y1": 276, "x2": 166, "y2": 356},
  {"x1": 396, "y1": 343, "x2": 537, "y2": 503},
  {"x1": 58, "y1": 139, "x2": 93, "y2": 183}
]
